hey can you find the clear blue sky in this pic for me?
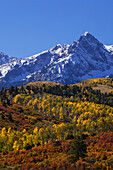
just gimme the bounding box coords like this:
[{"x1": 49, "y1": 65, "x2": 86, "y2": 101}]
[{"x1": 0, "y1": 0, "x2": 113, "y2": 58}]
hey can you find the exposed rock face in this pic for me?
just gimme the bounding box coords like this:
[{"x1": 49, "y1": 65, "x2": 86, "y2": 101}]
[{"x1": 0, "y1": 32, "x2": 113, "y2": 89}]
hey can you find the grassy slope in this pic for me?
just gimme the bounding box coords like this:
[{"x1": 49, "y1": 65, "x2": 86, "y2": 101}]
[
  {"x1": 77, "y1": 78, "x2": 113, "y2": 93},
  {"x1": 92, "y1": 84, "x2": 113, "y2": 93}
]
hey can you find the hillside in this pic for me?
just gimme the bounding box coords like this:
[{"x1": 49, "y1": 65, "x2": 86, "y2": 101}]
[
  {"x1": 0, "y1": 132, "x2": 113, "y2": 169},
  {"x1": 0, "y1": 79, "x2": 113, "y2": 169},
  {"x1": 78, "y1": 78, "x2": 113, "y2": 87},
  {"x1": 0, "y1": 79, "x2": 113, "y2": 131},
  {"x1": 77, "y1": 78, "x2": 113, "y2": 93}
]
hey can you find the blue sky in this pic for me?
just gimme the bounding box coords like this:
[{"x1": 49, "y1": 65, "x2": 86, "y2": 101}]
[{"x1": 0, "y1": 0, "x2": 113, "y2": 58}]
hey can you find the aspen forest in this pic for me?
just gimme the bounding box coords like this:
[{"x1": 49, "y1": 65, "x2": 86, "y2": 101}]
[{"x1": 0, "y1": 79, "x2": 113, "y2": 169}]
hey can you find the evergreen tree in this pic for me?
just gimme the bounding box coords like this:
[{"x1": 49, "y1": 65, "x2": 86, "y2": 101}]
[
  {"x1": 67, "y1": 135, "x2": 87, "y2": 163},
  {"x1": 8, "y1": 113, "x2": 13, "y2": 122},
  {"x1": 7, "y1": 99, "x2": 10, "y2": 105}
]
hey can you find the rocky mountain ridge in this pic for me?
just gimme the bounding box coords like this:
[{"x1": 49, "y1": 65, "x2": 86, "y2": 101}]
[{"x1": 0, "y1": 32, "x2": 113, "y2": 89}]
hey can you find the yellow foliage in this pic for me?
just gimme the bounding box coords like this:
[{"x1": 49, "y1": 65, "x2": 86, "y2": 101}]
[
  {"x1": 33, "y1": 127, "x2": 38, "y2": 134},
  {"x1": 13, "y1": 141, "x2": 19, "y2": 150}
]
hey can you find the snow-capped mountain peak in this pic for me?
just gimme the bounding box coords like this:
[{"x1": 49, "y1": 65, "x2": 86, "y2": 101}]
[
  {"x1": 0, "y1": 32, "x2": 113, "y2": 89},
  {"x1": 78, "y1": 32, "x2": 100, "y2": 45},
  {"x1": 0, "y1": 52, "x2": 17, "y2": 65},
  {"x1": 83, "y1": 31, "x2": 89, "y2": 36}
]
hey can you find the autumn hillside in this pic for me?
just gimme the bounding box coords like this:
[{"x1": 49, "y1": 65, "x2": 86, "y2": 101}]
[
  {"x1": 77, "y1": 78, "x2": 113, "y2": 93},
  {"x1": 0, "y1": 78, "x2": 113, "y2": 169}
]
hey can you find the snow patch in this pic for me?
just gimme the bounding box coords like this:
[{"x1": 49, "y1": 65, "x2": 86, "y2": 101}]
[
  {"x1": 84, "y1": 32, "x2": 89, "y2": 36},
  {"x1": 104, "y1": 45, "x2": 113, "y2": 54}
]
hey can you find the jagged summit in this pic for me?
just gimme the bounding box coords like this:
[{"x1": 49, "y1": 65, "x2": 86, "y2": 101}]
[
  {"x1": 83, "y1": 32, "x2": 89, "y2": 36},
  {"x1": 82, "y1": 31, "x2": 95, "y2": 37},
  {"x1": 0, "y1": 52, "x2": 10, "y2": 58},
  {"x1": 0, "y1": 32, "x2": 113, "y2": 89},
  {"x1": 0, "y1": 52, "x2": 17, "y2": 66},
  {"x1": 78, "y1": 32, "x2": 100, "y2": 44},
  {"x1": 0, "y1": 52, "x2": 7, "y2": 56}
]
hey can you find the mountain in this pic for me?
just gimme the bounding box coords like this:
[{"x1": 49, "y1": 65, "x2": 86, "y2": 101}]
[
  {"x1": 0, "y1": 52, "x2": 17, "y2": 65},
  {"x1": 0, "y1": 32, "x2": 113, "y2": 89}
]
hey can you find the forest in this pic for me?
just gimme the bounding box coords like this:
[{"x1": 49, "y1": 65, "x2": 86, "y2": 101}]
[{"x1": 0, "y1": 78, "x2": 113, "y2": 169}]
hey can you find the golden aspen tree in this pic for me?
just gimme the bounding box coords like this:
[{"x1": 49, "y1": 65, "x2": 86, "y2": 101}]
[
  {"x1": 13, "y1": 141, "x2": 19, "y2": 150},
  {"x1": 39, "y1": 128, "x2": 45, "y2": 145}
]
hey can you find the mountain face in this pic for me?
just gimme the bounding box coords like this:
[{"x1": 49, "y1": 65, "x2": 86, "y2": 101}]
[
  {"x1": 0, "y1": 52, "x2": 17, "y2": 65},
  {"x1": 0, "y1": 32, "x2": 113, "y2": 89}
]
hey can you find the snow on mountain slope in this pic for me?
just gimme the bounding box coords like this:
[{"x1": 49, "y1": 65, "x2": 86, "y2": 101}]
[
  {"x1": 0, "y1": 32, "x2": 113, "y2": 89},
  {"x1": 104, "y1": 45, "x2": 113, "y2": 55},
  {"x1": 0, "y1": 52, "x2": 17, "y2": 65}
]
